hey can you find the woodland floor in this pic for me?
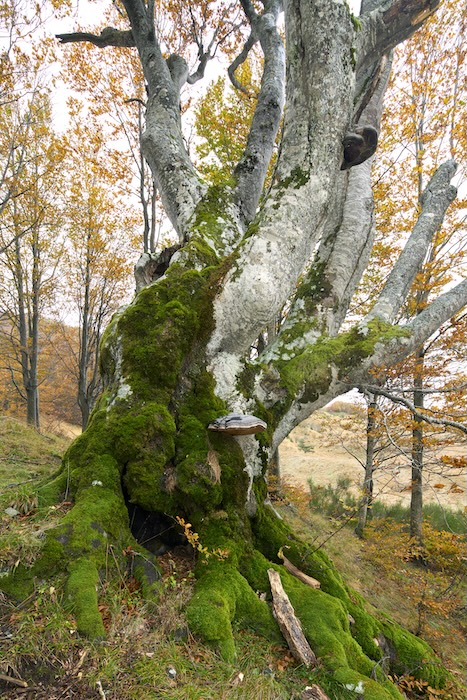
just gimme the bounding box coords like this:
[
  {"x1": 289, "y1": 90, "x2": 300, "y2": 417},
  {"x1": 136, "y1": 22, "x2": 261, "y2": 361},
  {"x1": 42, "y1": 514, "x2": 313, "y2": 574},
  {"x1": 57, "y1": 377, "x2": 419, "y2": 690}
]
[{"x1": 0, "y1": 409, "x2": 465, "y2": 700}]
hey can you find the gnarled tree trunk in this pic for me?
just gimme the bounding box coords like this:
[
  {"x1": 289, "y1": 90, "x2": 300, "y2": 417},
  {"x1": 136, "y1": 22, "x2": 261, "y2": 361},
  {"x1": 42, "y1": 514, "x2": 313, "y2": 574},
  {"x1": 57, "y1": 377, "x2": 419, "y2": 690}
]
[{"x1": 3, "y1": 1, "x2": 466, "y2": 698}]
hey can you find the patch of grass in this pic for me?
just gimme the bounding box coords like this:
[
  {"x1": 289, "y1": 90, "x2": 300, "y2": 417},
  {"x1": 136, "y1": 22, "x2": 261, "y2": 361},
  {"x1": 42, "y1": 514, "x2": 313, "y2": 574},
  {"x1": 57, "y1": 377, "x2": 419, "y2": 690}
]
[
  {"x1": 307, "y1": 471, "x2": 466, "y2": 536},
  {"x1": 0, "y1": 569, "x2": 369, "y2": 699},
  {"x1": 297, "y1": 438, "x2": 314, "y2": 452},
  {"x1": 0, "y1": 416, "x2": 70, "y2": 492},
  {"x1": 1, "y1": 418, "x2": 464, "y2": 699},
  {"x1": 307, "y1": 475, "x2": 358, "y2": 519},
  {"x1": 325, "y1": 401, "x2": 365, "y2": 417},
  {"x1": 369, "y1": 500, "x2": 466, "y2": 535}
]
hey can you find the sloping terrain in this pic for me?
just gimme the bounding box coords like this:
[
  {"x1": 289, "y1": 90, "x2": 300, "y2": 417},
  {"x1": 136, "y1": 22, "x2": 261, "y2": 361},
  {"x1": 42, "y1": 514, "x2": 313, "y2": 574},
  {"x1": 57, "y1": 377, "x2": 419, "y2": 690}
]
[{"x1": 280, "y1": 405, "x2": 466, "y2": 508}]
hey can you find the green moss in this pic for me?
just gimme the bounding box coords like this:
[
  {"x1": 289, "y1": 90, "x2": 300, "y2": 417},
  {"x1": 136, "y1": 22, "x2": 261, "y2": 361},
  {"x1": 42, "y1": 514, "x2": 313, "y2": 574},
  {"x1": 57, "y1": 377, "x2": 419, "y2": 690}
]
[
  {"x1": 176, "y1": 454, "x2": 223, "y2": 510},
  {"x1": 195, "y1": 511, "x2": 250, "y2": 568},
  {"x1": 379, "y1": 619, "x2": 448, "y2": 688},
  {"x1": 186, "y1": 562, "x2": 280, "y2": 661},
  {"x1": 114, "y1": 267, "x2": 211, "y2": 402},
  {"x1": 272, "y1": 166, "x2": 311, "y2": 208},
  {"x1": 207, "y1": 433, "x2": 250, "y2": 509},
  {"x1": 295, "y1": 258, "x2": 332, "y2": 315},
  {"x1": 131, "y1": 547, "x2": 162, "y2": 601},
  {"x1": 0, "y1": 528, "x2": 68, "y2": 600},
  {"x1": 241, "y1": 552, "x2": 405, "y2": 700},
  {"x1": 37, "y1": 469, "x2": 69, "y2": 506},
  {"x1": 351, "y1": 13, "x2": 362, "y2": 30},
  {"x1": 273, "y1": 320, "x2": 411, "y2": 408},
  {"x1": 191, "y1": 183, "x2": 236, "y2": 253},
  {"x1": 0, "y1": 564, "x2": 34, "y2": 599},
  {"x1": 65, "y1": 558, "x2": 105, "y2": 639}
]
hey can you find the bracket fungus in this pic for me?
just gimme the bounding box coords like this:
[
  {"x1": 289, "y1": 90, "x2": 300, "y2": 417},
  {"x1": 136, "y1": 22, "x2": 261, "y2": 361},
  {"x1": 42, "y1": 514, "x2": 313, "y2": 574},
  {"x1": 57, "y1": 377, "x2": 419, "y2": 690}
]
[{"x1": 207, "y1": 413, "x2": 267, "y2": 436}]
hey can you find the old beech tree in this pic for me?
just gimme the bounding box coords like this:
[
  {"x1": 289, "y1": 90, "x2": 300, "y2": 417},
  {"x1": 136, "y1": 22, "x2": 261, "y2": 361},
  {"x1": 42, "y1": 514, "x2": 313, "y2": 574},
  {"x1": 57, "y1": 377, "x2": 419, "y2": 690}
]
[{"x1": 3, "y1": 1, "x2": 466, "y2": 697}]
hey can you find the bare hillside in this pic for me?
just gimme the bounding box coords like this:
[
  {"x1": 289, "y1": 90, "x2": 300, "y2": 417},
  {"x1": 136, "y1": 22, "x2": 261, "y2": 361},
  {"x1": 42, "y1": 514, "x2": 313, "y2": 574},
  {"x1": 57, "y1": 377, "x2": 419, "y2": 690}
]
[{"x1": 280, "y1": 405, "x2": 466, "y2": 508}]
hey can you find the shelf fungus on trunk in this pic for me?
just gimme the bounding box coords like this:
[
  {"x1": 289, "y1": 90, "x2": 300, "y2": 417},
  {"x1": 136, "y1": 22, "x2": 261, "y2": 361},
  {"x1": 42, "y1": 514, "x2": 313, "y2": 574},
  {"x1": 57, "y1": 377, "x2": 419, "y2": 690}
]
[{"x1": 207, "y1": 413, "x2": 267, "y2": 435}]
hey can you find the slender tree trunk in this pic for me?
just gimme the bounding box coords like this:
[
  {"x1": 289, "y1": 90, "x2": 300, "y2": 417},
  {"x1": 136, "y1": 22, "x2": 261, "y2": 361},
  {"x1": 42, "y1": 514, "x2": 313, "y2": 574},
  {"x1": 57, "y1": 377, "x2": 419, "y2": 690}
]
[
  {"x1": 78, "y1": 232, "x2": 93, "y2": 429},
  {"x1": 14, "y1": 219, "x2": 40, "y2": 429},
  {"x1": 410, "y1": 346, "x2": 425, "y2": 544},
  {"x1": 30, "y1": 225, "x2": 41, "y2": 430},
  {"x1": 355, "y1": 396, "x2": 377, "y2": 538},
  {"x1": 269, "y1": 448, "x2": 281, "y2": 480}
]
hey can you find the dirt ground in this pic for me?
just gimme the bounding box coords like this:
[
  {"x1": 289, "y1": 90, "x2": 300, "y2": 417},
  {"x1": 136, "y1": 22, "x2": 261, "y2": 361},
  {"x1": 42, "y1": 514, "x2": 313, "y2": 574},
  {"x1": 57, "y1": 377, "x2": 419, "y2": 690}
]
[{"x1": 280, "y1": 406, "x2": 466, "y2": 509}]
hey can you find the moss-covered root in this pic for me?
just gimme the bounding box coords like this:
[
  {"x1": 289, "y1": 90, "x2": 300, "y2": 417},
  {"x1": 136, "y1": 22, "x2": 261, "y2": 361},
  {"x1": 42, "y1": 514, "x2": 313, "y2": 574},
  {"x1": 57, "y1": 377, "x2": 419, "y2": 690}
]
[
  {"x1": 65, "y1": 558, "x2": 105, "y2": 638},
  {"x1": 379, "y1": 620, "x2": 448, "y2": 689},
  {"x1": 186, "y1": 562, "x2": 280, "y2": 662},
  {"x1": 251, "y1": 500, "x2": 450, "y2": 691}
]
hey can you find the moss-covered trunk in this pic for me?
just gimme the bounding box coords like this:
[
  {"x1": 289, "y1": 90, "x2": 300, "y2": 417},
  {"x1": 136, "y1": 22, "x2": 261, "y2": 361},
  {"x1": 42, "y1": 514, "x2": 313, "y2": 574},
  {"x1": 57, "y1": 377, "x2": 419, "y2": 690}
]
[{"x1": 0, "y1": 249, "x2": 450, "y2": 699}]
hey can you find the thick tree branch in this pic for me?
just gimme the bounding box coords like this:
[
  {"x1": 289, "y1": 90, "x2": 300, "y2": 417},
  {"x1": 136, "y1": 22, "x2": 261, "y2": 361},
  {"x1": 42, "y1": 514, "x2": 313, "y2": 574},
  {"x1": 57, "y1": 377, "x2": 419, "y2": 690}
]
[
  {"x1": 369, "y1": 160, "x2": 458, "y2": 323},
  {"x1": 120, "y1": 0, "x2": 205, "y2": 238},
  {"x1": 407, "y1": 278, "x2": 467, "y2": 349},
  {"x1": 56, "y1": 28, "x2": 135, "y2": 47},
  {"x1": 232, "y1": 2, "x2": 285, "y2": 227},
  {"x1": 309, "y1": 57, "x2": 391, "y2": 336},
  {"x1": 256, "y1": 271, "x2": 467, "y2": 449},
  {"x1": 357, "y1": 0, "x2": 441, "y2": 77}
]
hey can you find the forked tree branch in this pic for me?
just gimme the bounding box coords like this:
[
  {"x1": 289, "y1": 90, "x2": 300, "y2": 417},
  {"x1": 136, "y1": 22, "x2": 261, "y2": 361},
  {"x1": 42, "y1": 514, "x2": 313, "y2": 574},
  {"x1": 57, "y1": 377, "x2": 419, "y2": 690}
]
[{"x1": 232, "y1": 0, "x2": 285, "y2": 227}]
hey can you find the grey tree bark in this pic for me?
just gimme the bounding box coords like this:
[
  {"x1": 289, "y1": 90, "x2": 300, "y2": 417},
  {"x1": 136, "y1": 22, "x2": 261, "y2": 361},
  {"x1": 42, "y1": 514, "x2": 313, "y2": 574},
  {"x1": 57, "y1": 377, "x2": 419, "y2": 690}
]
[{"x1": 3, "y1": 2, "x2": 466, "y2": 697}]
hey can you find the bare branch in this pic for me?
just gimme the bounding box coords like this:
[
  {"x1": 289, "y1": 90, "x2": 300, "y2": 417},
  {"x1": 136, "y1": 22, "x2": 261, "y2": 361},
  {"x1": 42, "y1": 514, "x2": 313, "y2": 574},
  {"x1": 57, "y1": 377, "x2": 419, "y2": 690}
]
[
  {"x1": 227, "y1": 33, "x2": 257, "y2": 95},
  {"x1": 357, "y1": 384, "x2": 467, "y2": 435},
  {"x1": 187, "y1": 4, "x2": 245, "y2": 85}
]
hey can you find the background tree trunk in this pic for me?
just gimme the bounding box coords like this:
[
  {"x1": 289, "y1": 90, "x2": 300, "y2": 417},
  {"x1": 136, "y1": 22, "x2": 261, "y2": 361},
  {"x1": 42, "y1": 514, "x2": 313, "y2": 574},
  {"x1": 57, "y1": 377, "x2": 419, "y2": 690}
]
[
  {"x1": 410, "y1": 346, "x2": 425, "y2": 545},
  {"x1": 355, "y1": 396, "x2": 378, "y2": 538}
]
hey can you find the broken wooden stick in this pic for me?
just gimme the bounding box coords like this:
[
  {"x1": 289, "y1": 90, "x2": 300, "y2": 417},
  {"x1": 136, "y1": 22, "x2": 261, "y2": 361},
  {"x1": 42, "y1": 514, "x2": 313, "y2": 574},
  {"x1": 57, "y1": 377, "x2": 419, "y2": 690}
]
[
  {"x1": 278, "y1": 548, "x2": 321, "y2": 589},
  {"x1": 267, "y1": 568, "x2": 318, "y2": 667},
  {"x1": 0, "y1": 673, "x2": 28, "y2": 688}
]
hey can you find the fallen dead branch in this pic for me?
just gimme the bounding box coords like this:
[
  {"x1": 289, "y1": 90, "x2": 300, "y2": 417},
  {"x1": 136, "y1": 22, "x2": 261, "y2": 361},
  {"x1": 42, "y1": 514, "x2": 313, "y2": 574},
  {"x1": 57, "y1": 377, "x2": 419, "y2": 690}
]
[
  {"x1": 268, "y1": 568, "x2": 318, "y2": 667},
  {"x1": 279, "y1": 548, "x2": 321, "y2": 589}
]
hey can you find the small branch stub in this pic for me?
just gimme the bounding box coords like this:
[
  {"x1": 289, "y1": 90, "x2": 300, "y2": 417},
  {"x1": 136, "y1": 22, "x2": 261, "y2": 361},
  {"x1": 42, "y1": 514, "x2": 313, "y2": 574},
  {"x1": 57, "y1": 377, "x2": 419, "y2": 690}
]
[
  {"x1": 302, "y1": 684, "x2": 331, "y2": 700},
  {"x1": 208, "y1": 413, "x2": 267, "y2": 435},
  {"x1": 267, "y1": 568, "x2": 318, "y2": 667}
]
